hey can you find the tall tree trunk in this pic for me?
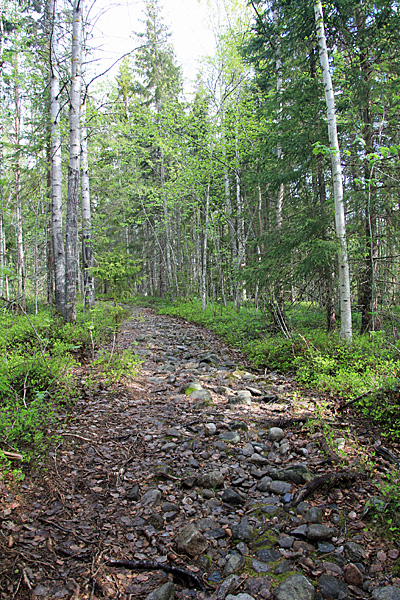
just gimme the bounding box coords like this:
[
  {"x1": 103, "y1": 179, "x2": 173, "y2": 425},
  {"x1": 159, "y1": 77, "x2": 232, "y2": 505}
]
[
  {"x1": 50, "y1": 0, "x2": 65, "y2": 314},
  {"x1": 80, "y1": 95, "x2": 95, "y2": 306},
  {"x1": 0, "y1": 13, "x2": 5, "y2": 299},
  {"x1": 65, "y1": 0, "x2": 83, "y2": 322},
  {"x1": 356, "y1": 9, "x2": 377, "y2": 334},
  {"x1": 201, "y1": 184, "x2": 210, "y2": 310},
  {"x1": 314, "y1": 0, "x2": 352, "y2": 340},
  {"x1": 14, "y1": 52, "x2": 25, "y2": 309}
]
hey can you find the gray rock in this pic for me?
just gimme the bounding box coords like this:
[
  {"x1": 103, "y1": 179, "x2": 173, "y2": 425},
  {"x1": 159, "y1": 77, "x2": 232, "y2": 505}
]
[
  {"x1": 238, "y1": 389, "x2": 252, "y2": 399},
  {"x1": 197, "y1": 470, "x2": 225, "y2": 489},
  {"x1": 344, "y1": 541, "x2": 367, "y2": 562},
  {"x1": 141, "y1": 488, "x2": 162, "y2": 506},
  {"x1": 251, "y1": 559, "x2": 271, "y2": 574},
  {"x1": 307, "y1": 524, "x2": 334, "y2": 541},
  {"x1": 222, "y1": 488, "x2": 246, "y2": 505},
  {"x1": 281, "y1": 465, "x2": 313, "y2": 484},
  {"x1": 274, "y1": 574, "x2": 315, "y2": 600},
  {"x1": 180, "y1": 381, "x2": 203, "y2": 394},
  {"x1": 304, "y1": 507, "x2": 323, "y2": 524},
  {"x1": 148, "y1": 512, "x2": 164, "y2": 529},
  {"x1": 261, "y1": 504, "x2": 280, "y2": 516},
  {"x1": 166, "y1": 427, "x2": 182, "y2": 437},
  {"x1": 297, "y1": 501, "x2": 310, "y2": 515},
  {"x1": 175, "y1": 523, "x2": 208, "y2": 556},
  {"x1": 291, "y1": 524, "x2": 308, "y2": 537},
  {"x1": 126, "y1": 484, "x2": 139, "y2": 500},
  {"x1": 275, "y1": 560, "x2": 293, "y2": 576},
  {"x1": 149, "y1": 376, "x2": 165, "y2": 385},
  {"x1": 243, "y1": 442, "x2": 255, "y2": 456},
  {"x1": 372, "y1": 586, "x2": 400, "y2": 600},
  {"x1": 318, "y1": 574, "x2": 348, "y2": 599},
  {"x1": 226, "y1": 595, "x2": 255, "y2": 600},
  {"x1": 161, "y1": 442, "x2": 177, "y2": 451},
  {"x1": 190, "y1": 389, "x2": 212, "y2": 401},
  {"x1": 269, "y1": 480, "x2": 292, "y2": 495},
  {"x1": 280, "y1": 443, "x2": 290, "y2": 455},
  {"x1": 145, "y1": 582, "x2": 175, "y2": 600},
  {"x1": 230, "y1": 420, "x2": 249, "y2": 431},
  {"x1": 318, "y1": 542, "x2": 335, "y2": 553},
  {"x1": 224, "y1": 553, "x2": 246, "y2": 575},
  {"x1": 257, "y1": 476, "x2": 273, "y2": 492},
  {"x1": 278, "y1": 536, "x2": 294, "y2": 549},
  {"x1": 219, "y1": 431, "x2": 241, "y2": 443},
  {"x1": 217, "y1": 575, "x2": 241, "y2": 600},
  {"x1": 214, "y1": 440, "x2": 227, "y2": 451},
  {"x1": 231, "y1": 522, "x2": 253, "y2": 542},
  {"x1": 205, "y1": 423, "x2": 217, "y2": 436},
  {"x1": 161, "y1": 502, "x2": 179, "y2": 513},
  {"x1": 255, "y1": 548, "x2": 281, "y2": 563},
  {"x1": 268, "y1": 427, "x2": 284, "y2": 442},
  {"x1": 250, "y1": 453, "x2": 269, "y2": 465},
  {"x1": 236, "y1": 542, "x2": 249, "y2": 555},
  {"x1": 228, "y1": 395, "x2": 252, "y2": 406}
]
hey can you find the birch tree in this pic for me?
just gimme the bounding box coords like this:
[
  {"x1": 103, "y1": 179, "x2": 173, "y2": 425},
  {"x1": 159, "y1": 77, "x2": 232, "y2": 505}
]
[
  {"x1": 49, "y1": 0, "x2": 65, "y2": 315},
  {"x1": 65, "y1": 0, "x2": 83, "y2": 322},
  {"x1": 314, "y1": 0, "x2": 352, "y2": 340}
]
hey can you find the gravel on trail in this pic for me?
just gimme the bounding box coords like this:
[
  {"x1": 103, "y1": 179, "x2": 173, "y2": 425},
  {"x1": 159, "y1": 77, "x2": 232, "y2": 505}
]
[{"x1": 1, "y1": 307, "x2": 399, "y2": 600}]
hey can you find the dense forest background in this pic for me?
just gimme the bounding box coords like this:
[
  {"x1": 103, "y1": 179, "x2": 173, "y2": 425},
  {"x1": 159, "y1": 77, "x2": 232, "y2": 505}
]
[{"x1": 1, "y1": 0, "x2": 399, "y2": 337}]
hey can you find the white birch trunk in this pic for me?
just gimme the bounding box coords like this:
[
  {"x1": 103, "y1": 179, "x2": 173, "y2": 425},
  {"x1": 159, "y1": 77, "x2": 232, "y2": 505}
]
[
  {"x1": 80, "y1": 93, "x2": 95, "y2": 306},
  {"x1": 0, "y1": 13, "x2": 4, "y2": 298},
  {"x1": 65, "y1": 0, "x2": 83, "y2": 322},
  {"x1": 50, "y1": 0, "x2": 65, "y2": 314},
  {"x1": 314, "y1": 0, "x2": 352, "y2": 340}
]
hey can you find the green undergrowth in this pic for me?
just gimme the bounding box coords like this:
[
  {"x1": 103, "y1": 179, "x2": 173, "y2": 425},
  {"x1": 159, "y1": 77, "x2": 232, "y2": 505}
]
[
  {"x1": 0, "y1": 301, "x2": 131, "y2": 476},
  {"x1": 135, "y1": 296, "x2": 400, "y2": 438}
]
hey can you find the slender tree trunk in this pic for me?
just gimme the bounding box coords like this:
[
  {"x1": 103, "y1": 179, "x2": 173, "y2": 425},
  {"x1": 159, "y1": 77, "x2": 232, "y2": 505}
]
[
  {"x1": 314, "y1": 0, "x2": 352, "y2": 340},
  {"x1": 201, "y1": 184, "x2": 210, "y2": 310},
  {"x1": 14, "y1": 53, "x2": 25, "y2": 309},
  {"x1": 356, "y1": 10, "x2": 377, "y2": 334},
  {"x1": 316, "y1": 154, "x2": 336, "y2": 331},
  {"x1": 80, "y1": 97, "x2": 95, "y2": 306},
  {"x1": 65, "y1": 0, "x2": 83, "y2": 322},
  {"x1": 0, "y1": 13, "x2": 4, "y2": 299},
  {"x1": 50, "y1": 0, "x2": 65, "y2": 314}
]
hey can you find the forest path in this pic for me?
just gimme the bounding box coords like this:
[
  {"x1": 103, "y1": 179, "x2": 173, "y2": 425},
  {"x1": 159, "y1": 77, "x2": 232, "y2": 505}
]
[{"x1": 0, "y1": 307, "x2": 399, "y2": 600}]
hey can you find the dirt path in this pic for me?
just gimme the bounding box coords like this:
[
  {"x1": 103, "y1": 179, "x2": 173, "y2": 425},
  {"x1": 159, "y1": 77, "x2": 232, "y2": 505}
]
[{"x1": 1, "y1": 307, "x2": 399, "y2": 600}]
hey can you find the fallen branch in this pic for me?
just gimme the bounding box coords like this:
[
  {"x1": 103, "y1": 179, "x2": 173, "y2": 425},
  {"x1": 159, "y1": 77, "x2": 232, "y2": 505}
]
[
  {"x1": 0, "y1": 449, "x2": 23, "y2": 461},
  {"x1": 106, "y1": 559, "x2": 207, "y2": 591},
  {"x1": 375, "y1": 446, "x2": 400, "y2": 465},
  {"x1": 61, "y1": 433, "x2": 97, "y2": 442},
  {"x1": 339, "y1": 390, "x2": 372, "y2": 411},
  {"x1": 290, "y1": 470, "x2": 366, "y2": 506}
]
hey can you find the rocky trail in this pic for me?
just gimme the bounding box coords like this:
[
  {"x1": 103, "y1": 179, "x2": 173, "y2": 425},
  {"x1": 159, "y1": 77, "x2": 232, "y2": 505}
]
[{"x1": 1, "y1": 307, "x2": 400, "y2": 600}]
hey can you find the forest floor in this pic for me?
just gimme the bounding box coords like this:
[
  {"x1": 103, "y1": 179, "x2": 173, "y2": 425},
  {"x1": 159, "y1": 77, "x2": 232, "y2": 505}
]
[{"x1": 1, "y1": 307, "x2": 399, "y2": 600}]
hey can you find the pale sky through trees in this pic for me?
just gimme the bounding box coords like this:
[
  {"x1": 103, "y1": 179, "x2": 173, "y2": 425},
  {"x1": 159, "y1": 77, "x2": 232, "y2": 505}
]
[{"x1": 90, "y1": 0, "x2": 217, "y2": 92}]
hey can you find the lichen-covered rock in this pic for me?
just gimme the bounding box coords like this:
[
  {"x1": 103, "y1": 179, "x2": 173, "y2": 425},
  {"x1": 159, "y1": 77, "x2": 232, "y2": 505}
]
[
  {"x1": 274, "y1": 574, "x2": 315, "y2": 600},
  {"x1": 197, "y1": 470, "x2": 225, "y2": 489}
]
